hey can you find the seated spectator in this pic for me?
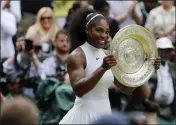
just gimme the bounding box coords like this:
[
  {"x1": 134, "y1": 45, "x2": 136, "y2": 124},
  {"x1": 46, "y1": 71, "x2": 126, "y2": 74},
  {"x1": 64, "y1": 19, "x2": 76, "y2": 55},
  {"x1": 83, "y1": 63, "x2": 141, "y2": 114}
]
[
  {"x1": 5, "y1": 71, "x2": 35, "y2": 101},
  {"x1": 38, "y1": 30, "x2": 71, "y2": 83},
  {"x1": 145, "y1": 0, "x2": 175, "y2": 41},
  {"x1": 26, "y1": 7, "x2": 60, "y2": 46},
  {"x1": 16, "y1": 0, "x2": 53, "y2": 38},
  {"x1": 3, "y1": 38, "x2": 39, "y2": 78},
  {"x1": 0, "y1": 96, "x2": 39, "y2": 125},
  {"x1": 149, "y1": 37, "x2": 176, "y2": 121},
  {"x1": 138, "y1": 0, "x2": 159, "y2": 26}
]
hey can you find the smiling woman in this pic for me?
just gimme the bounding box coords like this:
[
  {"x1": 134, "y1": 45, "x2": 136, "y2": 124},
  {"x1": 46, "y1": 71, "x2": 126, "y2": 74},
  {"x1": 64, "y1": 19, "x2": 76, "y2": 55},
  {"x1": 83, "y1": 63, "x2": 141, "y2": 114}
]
[
  {"x1": 59, "y1": 7, "x2": 161, "y2": 124},
  {"x1": 25, "y1": 7, "x2": 60, "y2": 45}
]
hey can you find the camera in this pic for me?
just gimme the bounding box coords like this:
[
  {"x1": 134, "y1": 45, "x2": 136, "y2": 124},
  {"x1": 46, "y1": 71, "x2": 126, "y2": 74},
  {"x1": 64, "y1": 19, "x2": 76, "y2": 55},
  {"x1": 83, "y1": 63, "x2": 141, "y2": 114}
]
[
  {"x1": 55, "y1": 63, "x2": 67, "y2": 81},
  {"x1": 24, "y1": 39, "x2": 33, "y2": 51}
]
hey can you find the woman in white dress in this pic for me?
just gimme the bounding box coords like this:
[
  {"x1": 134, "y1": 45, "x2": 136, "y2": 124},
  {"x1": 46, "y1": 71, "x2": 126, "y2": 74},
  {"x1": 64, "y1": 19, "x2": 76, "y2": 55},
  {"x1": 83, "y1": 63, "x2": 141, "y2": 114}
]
[{"x1": 59, "y1": 8, "x2": 161, "y2": 124}]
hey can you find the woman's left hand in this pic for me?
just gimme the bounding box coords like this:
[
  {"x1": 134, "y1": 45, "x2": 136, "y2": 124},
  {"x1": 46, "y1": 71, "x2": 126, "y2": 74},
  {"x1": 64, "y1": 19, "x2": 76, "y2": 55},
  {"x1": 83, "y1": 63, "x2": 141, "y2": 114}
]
[{"x1": 151, "y1": 57, "x2": 161, "y2": 70}]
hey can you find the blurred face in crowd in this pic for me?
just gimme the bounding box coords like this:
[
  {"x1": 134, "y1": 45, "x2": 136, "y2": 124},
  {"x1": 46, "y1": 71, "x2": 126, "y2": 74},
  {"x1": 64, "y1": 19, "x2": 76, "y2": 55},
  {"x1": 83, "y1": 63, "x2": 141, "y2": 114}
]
[
  {"x1": 54, "y1": 33, "x2": 71, "y2": 53},
  {"x1": 101, "y1": 5, "x2": 110, "y2": 19},
  {"x1": 144, "y1": 1, "x2": 159, "y2": 12},
  {"x1": 8, "y1": 77, "x2": 23, "y2": 95},
  {"x1": 16, "y1": 37, "x2": 25, "y2": 52},
  {"x1": 40, "y1": 11, "x2": 53, "y2": 31},
  {"x1": 86, "y1": 18, "x2": 110, "y2": 48},
  {"x1": 161, "y1": 0, "x2": 173, "y2": 7},
  {"x1": 158, "y1": 48, "x2": 173, "y2": 64}
]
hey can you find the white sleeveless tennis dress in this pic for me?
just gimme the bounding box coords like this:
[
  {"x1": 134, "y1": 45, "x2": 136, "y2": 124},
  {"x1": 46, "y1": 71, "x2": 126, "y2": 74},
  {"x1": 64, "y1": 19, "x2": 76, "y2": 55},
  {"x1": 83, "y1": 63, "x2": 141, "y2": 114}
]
[{"x1": 59, "y1": 42, "x2": 114, "y2": 124}]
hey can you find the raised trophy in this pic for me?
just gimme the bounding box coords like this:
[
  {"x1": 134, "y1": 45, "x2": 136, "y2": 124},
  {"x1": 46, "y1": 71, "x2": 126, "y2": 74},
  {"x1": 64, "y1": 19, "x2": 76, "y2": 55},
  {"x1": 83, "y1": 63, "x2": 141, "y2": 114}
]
[{"x1": 110, "y1": 25, "x2": 158, "y2": 87}]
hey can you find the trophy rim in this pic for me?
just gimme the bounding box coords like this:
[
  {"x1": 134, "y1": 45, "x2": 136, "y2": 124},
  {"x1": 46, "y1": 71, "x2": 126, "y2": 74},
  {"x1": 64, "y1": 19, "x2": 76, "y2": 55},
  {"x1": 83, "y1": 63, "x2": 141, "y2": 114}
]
[{"x1": 109, "y1": 24, "x2": 158, "y2": 87}]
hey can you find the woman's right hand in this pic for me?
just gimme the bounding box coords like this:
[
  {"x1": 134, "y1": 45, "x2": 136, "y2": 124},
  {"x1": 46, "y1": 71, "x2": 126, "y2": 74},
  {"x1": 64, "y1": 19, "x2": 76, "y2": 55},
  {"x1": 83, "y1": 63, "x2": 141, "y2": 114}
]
[{"x1": 101, "y1": 55, "x2": 117, "y2": 71}]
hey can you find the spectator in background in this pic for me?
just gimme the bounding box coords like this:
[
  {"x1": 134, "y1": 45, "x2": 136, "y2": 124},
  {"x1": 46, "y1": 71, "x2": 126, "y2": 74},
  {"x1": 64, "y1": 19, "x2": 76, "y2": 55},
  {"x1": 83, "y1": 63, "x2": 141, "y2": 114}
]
[
  {"x1": 108, "y1": 1, "x2": 143, "y2": 29},
  {"x1": 145, "y1": 0, "x2": 175, "y2": 41},
  {"x1": 1, "y1": 0, "x2": 17, "y2": 60},
  {"x1": 53, "y1": 0, "x2": 75, "y2": 28},
  {"x1": 3, "y1": 38, "x2": 41, "y2": 99},
  {"x1": 0, "y1": 96, "x2": 39, "y2": 125},
  {"x1": 5, "y1": 71, "x2": 34, "y2": 101},
  {"x1": 138, "y1": 0, "x2": 159, "y2": 26},
  {"x1": 1, "y1": 0, "x2": 21, "y2": 23},
  {"x1": 26, "y1": 7, "x2": 60, "y2": 46},
  {"x1": 149, "y1": 37, "x2": 176, "y2": 121},
  {"x1": 38, "y1": 30, "x2": 71, "y2": 84},
  {"x1": 16, "y1": 0, "x2": 53, "y2": 38},
  {"x1": 3, "y1": 38, "x2": 40, "y2": 78}
]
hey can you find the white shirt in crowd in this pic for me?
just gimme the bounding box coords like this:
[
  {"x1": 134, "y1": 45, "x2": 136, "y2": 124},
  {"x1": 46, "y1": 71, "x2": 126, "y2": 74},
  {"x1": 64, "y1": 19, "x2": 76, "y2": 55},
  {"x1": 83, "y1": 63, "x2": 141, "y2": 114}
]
[
  {"x1": 1, "y1": 1, "x2": 21, "y2": 59},
  {"x1": 145, "y1": 5, "x2": 175, "y2": 40},
  {"x1": 155, "y1": 62, "x2": 175, "y2": 105},
  {"x1": 2, "y1": 1, "x2": 21, "y2": 23},
  {"x1": 38, "y1": 56, "x2": 66, "y2": 77},
  {"x1": 108, "y1": 1, "x2": 142, "y2": 29},
  {"x1": 1, "y1": 9, "x2": 16, "y2": 59}
]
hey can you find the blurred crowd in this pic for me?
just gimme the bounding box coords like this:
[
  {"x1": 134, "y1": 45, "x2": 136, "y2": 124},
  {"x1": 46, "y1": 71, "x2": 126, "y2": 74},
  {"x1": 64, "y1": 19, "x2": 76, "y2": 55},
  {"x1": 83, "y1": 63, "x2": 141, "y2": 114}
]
[{"x1": 0, "y1": 0, "x2": 176, "y2": 124}]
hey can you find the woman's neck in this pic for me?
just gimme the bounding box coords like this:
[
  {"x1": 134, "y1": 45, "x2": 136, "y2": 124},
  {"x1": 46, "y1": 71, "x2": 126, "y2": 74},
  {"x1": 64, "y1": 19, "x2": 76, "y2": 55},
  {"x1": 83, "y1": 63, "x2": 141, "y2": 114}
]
[{"x1": 86, "y1": 37, "x2": 95, "y2": 47}]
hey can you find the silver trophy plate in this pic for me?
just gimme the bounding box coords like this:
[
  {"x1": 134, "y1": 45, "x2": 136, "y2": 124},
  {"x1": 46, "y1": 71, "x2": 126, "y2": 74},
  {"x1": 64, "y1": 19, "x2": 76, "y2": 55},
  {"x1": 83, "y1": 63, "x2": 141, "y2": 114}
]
[{"x1": 110, "y1": 25, "x2": 158, "y2": 87}]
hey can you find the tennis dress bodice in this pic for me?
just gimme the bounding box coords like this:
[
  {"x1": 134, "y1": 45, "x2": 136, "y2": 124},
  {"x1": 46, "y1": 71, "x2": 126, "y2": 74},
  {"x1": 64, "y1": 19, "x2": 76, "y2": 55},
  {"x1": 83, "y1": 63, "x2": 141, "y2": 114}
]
[{"x1": 59, "y1": 42, "x2": 114, "y2": 124}]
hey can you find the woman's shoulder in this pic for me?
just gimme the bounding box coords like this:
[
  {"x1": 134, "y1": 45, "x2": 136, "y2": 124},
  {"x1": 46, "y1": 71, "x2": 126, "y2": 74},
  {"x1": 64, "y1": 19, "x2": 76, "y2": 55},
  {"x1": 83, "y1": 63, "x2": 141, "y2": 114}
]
[
  {"x1": 69, "y1": 47, "x2": 85, "y2": 60},
  {"x1": 68, "y1": 47, "x2": 86, "y2": 67}
]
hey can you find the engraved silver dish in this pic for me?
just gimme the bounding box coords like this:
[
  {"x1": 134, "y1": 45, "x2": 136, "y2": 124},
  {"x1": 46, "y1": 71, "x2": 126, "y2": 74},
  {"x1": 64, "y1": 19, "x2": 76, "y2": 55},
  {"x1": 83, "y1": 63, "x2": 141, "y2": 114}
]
[{"x1": 110, "y1": 25, "x2": 158, "y2": 87}]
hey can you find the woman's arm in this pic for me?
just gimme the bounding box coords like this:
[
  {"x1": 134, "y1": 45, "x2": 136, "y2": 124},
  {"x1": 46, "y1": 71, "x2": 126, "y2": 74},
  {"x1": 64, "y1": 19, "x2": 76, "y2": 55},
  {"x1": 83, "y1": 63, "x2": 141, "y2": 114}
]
[
  {"x1": 68, "y1": 48, "x2": 116, "y2": 97},
  {"x1": 68, "y1": 48, "x2": 106, "y2": 97}
]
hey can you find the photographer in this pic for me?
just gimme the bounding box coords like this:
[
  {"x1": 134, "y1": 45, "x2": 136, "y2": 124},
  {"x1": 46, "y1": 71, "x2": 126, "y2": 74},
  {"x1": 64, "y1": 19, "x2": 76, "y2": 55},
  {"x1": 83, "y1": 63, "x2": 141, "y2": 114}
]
[
  {"x1": 3, "y1": 37, "x2": 40, "y2": 78},
  {"x1": 38, "y1": 29, "x2": 71, "y2": 83},
  {"x1": 2, "y1": 37, "x2": 42, "y2": 97}
]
